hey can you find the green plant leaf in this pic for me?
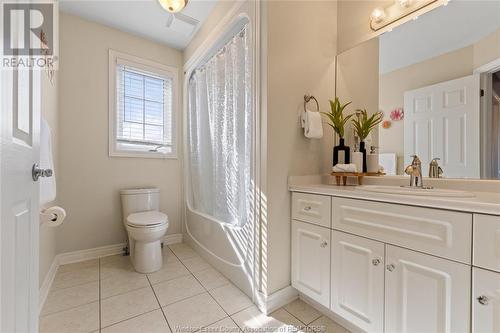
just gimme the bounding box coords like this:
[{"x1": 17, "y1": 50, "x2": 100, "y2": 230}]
[
  {"x1": 321, "y1": 97, "x2": 353, "y2": 138},
  {"x1": 351, "y1": 109, "x2": 383, "y2": 141}
]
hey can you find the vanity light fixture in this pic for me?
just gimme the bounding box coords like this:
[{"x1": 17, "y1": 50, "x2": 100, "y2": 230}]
[
  {"x1": 370, "y1": 8, "x2": 386, "y2": 24},
  {"x1": 158, "y1": 0, "x2": 188, "y2": 13},
  {"x1": 370, "y1": 0, "x2": 440, "y2": 31}
]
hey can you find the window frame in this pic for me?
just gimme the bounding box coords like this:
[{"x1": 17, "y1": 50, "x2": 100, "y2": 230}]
[{"x1": 109, "y1": 49, "x2": 178, "y2": 159}]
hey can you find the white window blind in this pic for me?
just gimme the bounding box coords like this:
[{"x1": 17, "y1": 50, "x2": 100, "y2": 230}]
[{"x1": 112, "y1": 55, "x2": 175, "y2": 157}]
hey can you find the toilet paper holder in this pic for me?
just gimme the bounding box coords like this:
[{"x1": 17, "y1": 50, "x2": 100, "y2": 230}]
[{"x1": 40, "y1": 210, "x2": 58, "y2": 221}]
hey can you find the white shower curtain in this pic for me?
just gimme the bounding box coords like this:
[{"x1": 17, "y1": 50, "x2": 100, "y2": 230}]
[{"x1": 187, "y1": 26, "x2": 252, "y2": 227}]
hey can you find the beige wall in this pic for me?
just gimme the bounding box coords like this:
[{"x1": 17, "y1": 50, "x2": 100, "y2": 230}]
[
  {"x1": 264, "y1": 0, "x2": 337, "y2": 295},
  {"x1": 336, "y1": 37, "x2": 379, "y2": 148},
  {"x1": 40, "y1": 72, "x2": 59, "y2": 286},
  {"x1": 57, "y1": 13, "x2": 183, "y2": 253}
]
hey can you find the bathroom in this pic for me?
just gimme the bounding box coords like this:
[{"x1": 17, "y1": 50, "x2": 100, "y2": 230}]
[{"x1": 0, "y1": 0, "x2": 499, "y2": 332}]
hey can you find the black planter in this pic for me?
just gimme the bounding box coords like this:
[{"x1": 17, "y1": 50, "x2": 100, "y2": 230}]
[
  {"x1": 333, "y1": 138, "x2": 350, "y2": 166},
  {"x1": 359, "y1": 141, "x2": 367, "y2": 173}
]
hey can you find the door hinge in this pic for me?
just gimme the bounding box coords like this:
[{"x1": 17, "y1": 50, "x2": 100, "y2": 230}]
[{"x1": 480, "y1": 89, "x2": 485, "y2": 97}]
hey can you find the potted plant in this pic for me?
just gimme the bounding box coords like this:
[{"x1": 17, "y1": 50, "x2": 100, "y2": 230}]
[
  {"x1": 322, "y1": 97, "x2": 353, "y2": 165},
  {"x1": 352, "y1": 109, "x2": 383, "y2": 172}
]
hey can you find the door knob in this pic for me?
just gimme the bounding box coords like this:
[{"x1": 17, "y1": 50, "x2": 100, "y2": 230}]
[
  {"x1": 320, "y1": 241, "x2": 328, "y2": 248},
  {"x1": 386, "y1": 264, "x2": 396, "y2": 272},
  {"x1": 372, "y1": 258, "x2": 381, "y2": 266},
  {"x1": 477, "y1": 295, "x2": 489, "y2": 305},
  {"x1": 32, "y1": 163, "x2": 53, "y2": 181}
]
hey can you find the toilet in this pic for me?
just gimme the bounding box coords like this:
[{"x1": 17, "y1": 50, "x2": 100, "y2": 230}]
[{"x1": 120, "y1": 188, "x2": 169, "y2": 273}]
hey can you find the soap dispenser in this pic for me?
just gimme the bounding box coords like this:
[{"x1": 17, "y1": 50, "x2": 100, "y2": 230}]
[{"x1": 366, "y1": 146, "x2": 379, "y2": 173}]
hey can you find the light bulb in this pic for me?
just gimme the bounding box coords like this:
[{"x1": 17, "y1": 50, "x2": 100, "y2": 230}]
[
  {"x1": 397, "y1": 0, "x2": 412, "y2": 8},
  {"x1": 158, "y1": 0, "x2": 188, "y2": 13},
  {"x1": 371, "y1": 7, "x2": 386, "y2": 23}
]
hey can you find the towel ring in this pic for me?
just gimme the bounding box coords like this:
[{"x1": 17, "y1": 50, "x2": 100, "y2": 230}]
[{"x1": 304, "y1": 95, "x2": 319, "y2": 112}]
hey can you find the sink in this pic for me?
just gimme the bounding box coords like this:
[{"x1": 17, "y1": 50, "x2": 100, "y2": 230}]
[{"x1": 356, "y1": 185, "x2": 476, "y2": 198}]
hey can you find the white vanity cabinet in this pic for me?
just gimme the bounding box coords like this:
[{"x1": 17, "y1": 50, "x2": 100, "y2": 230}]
[
  {"x1": 331, "y1": 231, "x2": 385, "y2": 333},
  {"x1": 291, "y1": 219, "x2": 331, "y2": 307},
  {"x1": 473, "y1": 267, "x2": 500, "y2": 333},
  {"x1": 385, "y1": 245, "x2": 471, "y2": 333},
  {"x1": 473, "y1": 214, "x2": 500, "y2": 272}
]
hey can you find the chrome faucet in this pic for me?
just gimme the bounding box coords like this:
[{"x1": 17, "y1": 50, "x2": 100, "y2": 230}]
[
  {"x1": 429, "y1": 158, "x2": 443, "y2": 178},
  {"x1": 404, "y1": 155, "x2": 424, "y2": 187}
]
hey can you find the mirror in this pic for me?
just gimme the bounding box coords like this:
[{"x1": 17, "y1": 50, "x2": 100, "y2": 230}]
[{"x1": 336, "y1": 0, "x2": 500, "y2": 179}]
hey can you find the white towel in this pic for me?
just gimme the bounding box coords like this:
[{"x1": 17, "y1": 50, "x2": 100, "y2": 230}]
[
  {"x1": 332, "y1": 163, "x2": 358, "y2": 173},
  {"x1": 303, "y1": 110, "x2": 323, "y2": 139},
  {"x1": 40, "y1": 119, "x2": 56, "y2": 205}
]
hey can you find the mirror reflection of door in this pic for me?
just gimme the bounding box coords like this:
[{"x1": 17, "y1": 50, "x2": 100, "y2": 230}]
[{"x1": 403, "y1": 74, "x2": 480, "y2": 179}]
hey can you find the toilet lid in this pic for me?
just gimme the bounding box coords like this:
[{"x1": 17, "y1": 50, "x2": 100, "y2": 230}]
[{"x1": 127, "y1": 211, "x2": 168, "y2": 227}]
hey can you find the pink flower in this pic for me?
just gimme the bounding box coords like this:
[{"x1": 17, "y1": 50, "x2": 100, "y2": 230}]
[{"x1": 390, "y1": 108, "x2": 404, "y2": 121}]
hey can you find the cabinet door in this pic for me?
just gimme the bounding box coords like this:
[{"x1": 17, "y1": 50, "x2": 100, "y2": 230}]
[
  {"x1": 291, "y1": 220, "x2": 330, "y2": 307},
  {"x1": 473, "y1": 268, "x2": 500, "y2": 333},
  {"x1": 385, "y1": 245, "x2": 470, "y2": 333},
  {"x1": 331, "y1": 231, "x2": 384, "y2": 333}
]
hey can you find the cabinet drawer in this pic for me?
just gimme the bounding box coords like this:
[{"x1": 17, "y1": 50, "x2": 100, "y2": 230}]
[
  {"x1": 332, "y1": 197, "x2": 472, "y2": 263},
  {"x1": 292, "y1": 192, "x2": 331, "y2": 228},
  {"x1": 474, "y1": 214, "x2": 500, "y2": 273}
]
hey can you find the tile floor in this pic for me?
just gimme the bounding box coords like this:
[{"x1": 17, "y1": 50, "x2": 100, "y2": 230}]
[{"x1": 40, "y1": 242, "x2": 350, "y2": 333}]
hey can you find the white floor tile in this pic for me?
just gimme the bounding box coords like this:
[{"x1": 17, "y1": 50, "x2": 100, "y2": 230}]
[
  {"x1": 284, "y1": 299, "x2": 322, "y2": 325},
  {"x1": 39, "y1": 301, "x2": 99, "y2": 333},
  {"x1": 181, "y1": 255, "x2": 212, "y2": 273},
  {"x1": 101, "y1": 309, "x2": 171, "y2": 333},
  {"x1": 231, "y1": 306, "x2": 306, "y2": 333},
  {"x1": 169, "y1": 243, "x2": 198, "y2": 260},
  {"x1": 193, "y1": 268, "x2": 230, "y2": 290},
  {"x1": 152, "y1": 274, "x2": 205, "y2": 306},
  {"x1": 198, "y1": 317, "x2": 241, "y2": 333},
  {"x1": 57, "y1": 259, "x2": 98, "y2": 274},
  {"x1": 100, "y1": 270, "x2": 150, "y2": 299},
  {"x1": 42, "y1": 281, "x2": 98, "y2": 316},
  {"x1": 309, "y1": 316, "x2": 351, "y2": 333},
  {"x1": 209, "y1": 284, "x2": 253, "y2": 315},
  {"x1": 101, "y1": 286, "x2": 159, "y2": 328},
  {"x1": 147, "y1": 259, "x2": 190, "y2": 285},
  {"x1": 52, "y1": 266, "x2": 99, "y2": 290},
  {"x1": 163, "y1": 293, "x2": 226, "y2": 332}
]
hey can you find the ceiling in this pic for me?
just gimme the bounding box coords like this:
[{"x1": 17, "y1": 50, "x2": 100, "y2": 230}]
[{"x1": 59, "y1": 0, "x2": 218, "y2": 50}]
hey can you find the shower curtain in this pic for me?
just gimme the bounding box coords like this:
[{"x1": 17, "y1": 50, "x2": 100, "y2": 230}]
[{"x1": 187, "y1": 26, "x2": 252, "y2": 227}]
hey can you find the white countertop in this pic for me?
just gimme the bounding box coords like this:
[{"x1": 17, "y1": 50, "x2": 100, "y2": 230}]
[{"x1": 289, "y1": 182, "x2": 500, "y2": 216}]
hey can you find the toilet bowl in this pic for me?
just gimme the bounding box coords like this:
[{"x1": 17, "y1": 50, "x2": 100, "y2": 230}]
[{"x1": 120, "y1": 188, "x2": 169, "y2": 273}]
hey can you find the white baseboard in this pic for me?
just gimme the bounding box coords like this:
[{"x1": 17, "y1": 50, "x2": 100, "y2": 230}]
[
  {"x1": 39, "y1": 233, "x2": 183, "y2": 313},
  {"x1": 39, "y1": 256, "x2": 59, "y2": 313},
  {"x1": 255, "y1": 286, "x2": 298, "y2": 315},
  {"x1": 58, "y1": 243, "x2": 126, "y2": 265}
]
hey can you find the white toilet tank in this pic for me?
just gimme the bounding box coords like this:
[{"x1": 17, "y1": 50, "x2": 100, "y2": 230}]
[{"x1": 120, "y1": 188, "x2": 160, "y2": 222}]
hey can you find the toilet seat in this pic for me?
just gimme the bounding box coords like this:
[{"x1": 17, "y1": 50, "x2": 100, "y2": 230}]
[{"x1": 126, "y1": 211, "x2": 168, "y2": 227}]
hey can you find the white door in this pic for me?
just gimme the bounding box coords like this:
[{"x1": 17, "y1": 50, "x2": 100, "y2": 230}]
[
  {"x1": 404, "y1": 74, "x2": 480, "y2": 178},
  {"x1": 1, "y1": 44, "x2": 41, "y2": 333},
  {"x1": 385, "y1": 245, "x2": 470, "y2": 333},
  {"x1": 331, "y1": 231, "x2": 384, "y2": 333},
  {"x1": 291, "y1": 220, "x2": 330, "y2": 307},
  {"x1": 473, "y1": 267, "x2": 500, "y2": 333}
]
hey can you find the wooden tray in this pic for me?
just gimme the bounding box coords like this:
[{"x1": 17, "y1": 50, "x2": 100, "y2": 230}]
[{"x1": 331, "y1": 172, "x2": 385, "y2": 186}]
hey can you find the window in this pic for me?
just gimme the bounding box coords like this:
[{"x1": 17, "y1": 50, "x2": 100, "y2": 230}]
[{"x1": 109, "y1": 50, "x2": 177, "y2": 158}]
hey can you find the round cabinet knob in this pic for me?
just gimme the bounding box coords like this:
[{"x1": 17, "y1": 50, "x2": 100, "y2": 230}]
[
  {"x1": 372, "y1": 258, "x2": 381, "y2": 266},
  {"x1": 477, "y1": 295, "x2": 489, "y2": 306},
  {"x1": 386, "y1": 264, "x2": 396, "y2": 272},
  {"x1": 320, "y1": 241, "x2": 328, "y2": 248},
  {"x1": 303, "y1": 206, "x2": 312, "y2": 211}
]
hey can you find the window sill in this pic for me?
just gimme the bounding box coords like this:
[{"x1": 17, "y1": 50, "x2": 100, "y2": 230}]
[{"x1": 109, "y1": 149, "x2": 177, "y2": 159}]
